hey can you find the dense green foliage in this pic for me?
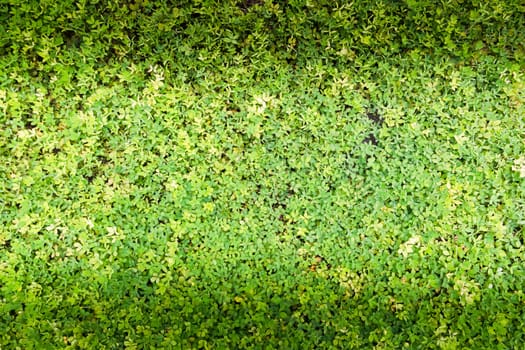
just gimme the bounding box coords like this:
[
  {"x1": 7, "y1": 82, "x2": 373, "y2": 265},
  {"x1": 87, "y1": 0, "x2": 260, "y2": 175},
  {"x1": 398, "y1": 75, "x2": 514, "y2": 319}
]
[{"x1": 1, "y1": 0, "x2": 525, "y2": 348}]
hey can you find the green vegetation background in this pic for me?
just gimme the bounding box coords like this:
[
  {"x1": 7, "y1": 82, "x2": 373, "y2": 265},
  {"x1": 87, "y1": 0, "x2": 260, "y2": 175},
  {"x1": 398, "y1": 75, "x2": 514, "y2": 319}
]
[{"x1": 1, "y1": 0, "x2": 525, "y2": 348}]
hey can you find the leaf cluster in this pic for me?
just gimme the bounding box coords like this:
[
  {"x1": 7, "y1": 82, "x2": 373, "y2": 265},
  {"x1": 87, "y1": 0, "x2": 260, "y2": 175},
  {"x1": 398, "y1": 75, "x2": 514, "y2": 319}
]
[{"x1": 1, "y1": 0, "x2": 525, "y2": 348}]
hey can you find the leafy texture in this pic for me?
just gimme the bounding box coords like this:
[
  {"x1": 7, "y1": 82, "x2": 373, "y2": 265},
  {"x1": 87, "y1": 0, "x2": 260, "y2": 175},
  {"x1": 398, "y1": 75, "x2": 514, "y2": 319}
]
[{"x1": 1, "y1": 0, "x2": 525, "y2": 348}]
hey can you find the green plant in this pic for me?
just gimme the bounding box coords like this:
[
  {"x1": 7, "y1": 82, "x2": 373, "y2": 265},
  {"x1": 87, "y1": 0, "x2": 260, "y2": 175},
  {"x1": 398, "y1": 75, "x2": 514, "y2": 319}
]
[{"x1": 1, "y1": 0, "x2": 524, "y2": 348}]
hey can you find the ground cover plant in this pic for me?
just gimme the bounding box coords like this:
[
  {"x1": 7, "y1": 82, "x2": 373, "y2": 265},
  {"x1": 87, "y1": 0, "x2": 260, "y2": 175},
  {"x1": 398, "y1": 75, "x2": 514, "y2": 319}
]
[{"x1": 1, "y1": 0, "x2": 525, "y2": 348}]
